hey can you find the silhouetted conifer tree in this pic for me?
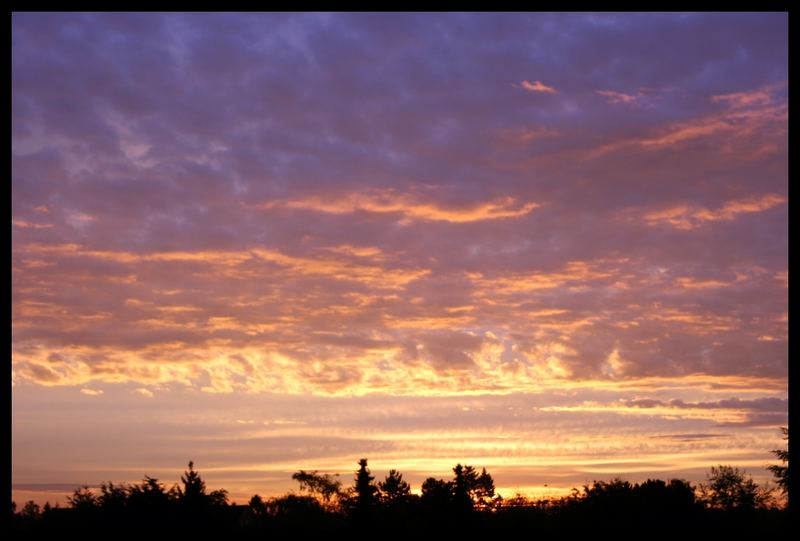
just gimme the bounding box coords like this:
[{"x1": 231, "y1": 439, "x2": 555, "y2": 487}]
[
  {"x1": 452, "y1": 464, "x2": 477, "y2": 512},
  {"x1": 379, "y1": 469, "x2": 411, "y2": 505},
  {"x1": 179, "y1": 461, "x2": 206, "y2": 504},
  {"x1": 351, "y1": 458, "x2": 378, "y2": 524},
  {"x1": 474, "y1": 468, "x2": 496, "y2": 509}
]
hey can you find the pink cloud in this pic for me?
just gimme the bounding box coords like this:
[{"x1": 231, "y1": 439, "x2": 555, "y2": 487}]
[
  {"x1": 595, "y1": 89, "x2": 640, "y2": 105},
  {"x1": 520, "y1": 80, "x2": 557, "y2": 94},
  {"x1": 640, "y1": 193, "x2": 786, "y2": 230},
  {"x1": 711, "y1": 82, "x2": 785, "y2": 109}
]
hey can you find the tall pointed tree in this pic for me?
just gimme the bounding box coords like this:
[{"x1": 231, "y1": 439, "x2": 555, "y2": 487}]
[
  {"x1": 179, "y1": 461, "x2": 207, "y2": 506},
  {"x1": 352, "y1": 458, "x2": 378, "y2": 521}
]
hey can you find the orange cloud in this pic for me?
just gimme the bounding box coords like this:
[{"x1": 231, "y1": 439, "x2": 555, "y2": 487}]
[
  {"x1": 21, "y1": 243, "x2": 430, "y2": 290},
  {"x1": 260, "y1": 191, "x2": 539, "y2": 223},
  {"x1": 588, "y1": 83, "x2": 786, "y2": 158},
  {"x1": 641, "y1": 193, "x2": 785, "y2": 230},
  {"x1": 468, "y1": 259, "x2": 624, "y2": 294},
  {"x1": 674, "y1": 276, "x2": 742, "y2": 289},
  {"x1": 520, "y1": 80, "x2": 557, "y2": 94}
]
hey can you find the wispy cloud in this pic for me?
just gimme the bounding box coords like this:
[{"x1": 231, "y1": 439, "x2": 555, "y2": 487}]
[
  {"x1": 711, "y1": 82, "x2": 785, "y2": 109},
  {"x1": 640, "y1": 193, "x2": 786, "y2": 230},
  {"x1": 595, "y1": 89, "x2": 640, "y2": 105},
  {"x1": 260, "y1": 191, "x2": 540, "y2": 223},
  {"x1": 519, "y1": 80, "x2": 557, "y2": 94},
  {"x1": 587, "y1": 83, "x2": 786, "y2": 158}
]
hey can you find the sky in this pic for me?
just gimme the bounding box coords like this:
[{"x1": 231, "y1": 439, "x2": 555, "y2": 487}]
[{"x1": 11, "y1": 12, "x2": 788, "y2": 506}]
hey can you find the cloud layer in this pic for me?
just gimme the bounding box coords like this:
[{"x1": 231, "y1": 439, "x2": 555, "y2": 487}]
[{"x1": 12, "y1": 12, "x2": 787, "y2": 503}]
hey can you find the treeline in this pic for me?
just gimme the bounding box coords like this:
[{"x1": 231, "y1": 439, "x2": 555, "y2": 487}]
[{"x1": 11, "y1": 458, "x2": 789, "y2": 532}]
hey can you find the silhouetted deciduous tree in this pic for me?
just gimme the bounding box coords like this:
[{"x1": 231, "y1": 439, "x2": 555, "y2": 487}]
[
  {"x1": 699, "y1": 465, "x2": 772, "y2": 511},
  {"x1": 20, "y1": 500, "x2": 41, "y2": 520},
  {"x1": 421, "y1": 477, "x2": 453, "y2": 509},
  {"x1": 292, "y1": 470, "x2": 344, "y2": 510},
  {"x1": 767, "y1": 427, "x2": 788, "y2": 498},
  {"x1": 248, "y1": 494, "x2": 267, "y2": 515},
  {"x1": 208, "y1": 488, "x2": 229, "y2": 506}
]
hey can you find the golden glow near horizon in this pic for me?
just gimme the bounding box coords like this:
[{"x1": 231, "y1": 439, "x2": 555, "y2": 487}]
[{"x1": 12, "y1": 13, "x2": 786, "y2": 509}]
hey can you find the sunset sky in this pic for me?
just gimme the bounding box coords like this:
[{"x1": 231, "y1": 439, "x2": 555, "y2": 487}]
[{"x1": 12, "y1": 12, "x2": 787, "y2": 506}]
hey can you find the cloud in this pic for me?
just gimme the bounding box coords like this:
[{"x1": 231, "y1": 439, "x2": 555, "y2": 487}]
[
  {"x1": 711, "y1": 82, "x2": 785, "y2": 109},
  {"x1": 12, "y1": 219, "x2": 53, "y2": 229},
  {"x1": 595, "y1": 89, "x2": 640, "y2": 105},
  {"x1": 260, "y1": 191, "x2": 540, "y2": 223},
  {"x1": 650, "y1": 433, "x2": 726, "y2": 442},
  {"x1": 540, "y1": 396, "x2": 787, "y2": 425},
  {"x1": 520, "y1": 80, "x2": 557, "y2": 94},
  {"x1": 640, "y1": 193, "x2": 786, "y2": 230},
  {"x1": 586, "y1": 82, "x2": 786, "y2": 159}
]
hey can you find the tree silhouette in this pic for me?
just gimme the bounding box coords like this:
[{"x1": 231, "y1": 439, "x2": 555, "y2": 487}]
[
  {"x1": 699, "y1": 465, "x2": 772, "y2": 511},
  {"x1": 11, "y1": 455, "x2": 792, "y2": 532},
  {"x1": 379, "y1": 469, "x2": 411, "y2": 505},
  {"x1": 20, "y1": 500, "x2": 41, "y2": 520},
  {"x1": 248, "y1": 494, "x2": 267, "y2": 515},
  {"x1": 767, "y1": 427, "x2": 788, "y2": 497},
  {"x1": 351, "y1": 458, "x2": 378, "y2": 523},
  {"x1": 474, "y1": 468, "x2": 497, "y2": 509},
  {"x1": 353, "y1": 459, "x2": 378, "y2": 505},
  {"x1": 452, "y1": 464, "x2": 478, "y2": 512},
  {"x1": 173, "y1": 460, "x2": 228, "y2": 511},
  {"x1": 178, "y1": 461, "x2": 206, "y2": 504},
  {"x1": 98, "y1": 481, "x2": 129, "y2": 510},
  {"x1": 421, "y1": 477, "x2": 453, "y2": 509},
  {"x1": 68, "y1": 485, "x2": 98, "y2": 511},
  {"x1": 207, "y1": 488, "x2": 229, "y2": 506},
  {"x1": 292, "y1": 470, "x2": 344, "y2": 510},
  {"x1": 450, "y1": 464, "x2": 497, "y2": 510},
  {"x1": 126, "y1": 475, "x2": 178, "y2": 521}
]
